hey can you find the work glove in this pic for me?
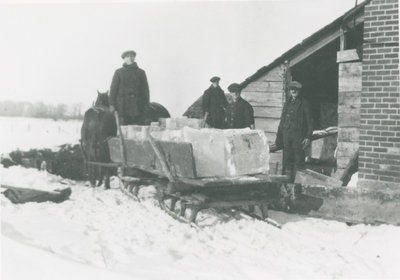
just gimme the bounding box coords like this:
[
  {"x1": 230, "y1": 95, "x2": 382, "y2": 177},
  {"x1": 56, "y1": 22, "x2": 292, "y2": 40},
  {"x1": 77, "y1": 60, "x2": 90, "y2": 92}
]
[{"x1": 301, "y1": 138, "x2": 311, "y2": 150}]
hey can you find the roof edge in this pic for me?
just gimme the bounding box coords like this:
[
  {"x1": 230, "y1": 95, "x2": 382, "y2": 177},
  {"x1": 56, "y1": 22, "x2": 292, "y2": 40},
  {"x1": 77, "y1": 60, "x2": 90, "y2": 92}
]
[{"x1": 240, "y1": 0, "x2": 371, "y2": 89}]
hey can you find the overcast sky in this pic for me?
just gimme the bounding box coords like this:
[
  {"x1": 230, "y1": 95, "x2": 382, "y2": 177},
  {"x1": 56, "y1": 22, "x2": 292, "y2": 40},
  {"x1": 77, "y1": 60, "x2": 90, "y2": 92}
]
[{"x1": 0, "y1": 0, "x2": 355, "y2": 116}]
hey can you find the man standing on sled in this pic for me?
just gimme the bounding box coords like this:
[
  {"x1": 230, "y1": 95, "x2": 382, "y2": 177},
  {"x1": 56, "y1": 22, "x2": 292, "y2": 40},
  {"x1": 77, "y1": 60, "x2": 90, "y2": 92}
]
[{"x1": 109, "y1": 50, "x2": 150, "y2": 125}]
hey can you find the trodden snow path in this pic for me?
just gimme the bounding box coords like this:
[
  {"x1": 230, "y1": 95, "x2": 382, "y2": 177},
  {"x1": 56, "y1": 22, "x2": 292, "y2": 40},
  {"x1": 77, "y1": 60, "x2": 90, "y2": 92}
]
[{"x1": 1, "y1": 166, "x2": 400, "y2": 279}]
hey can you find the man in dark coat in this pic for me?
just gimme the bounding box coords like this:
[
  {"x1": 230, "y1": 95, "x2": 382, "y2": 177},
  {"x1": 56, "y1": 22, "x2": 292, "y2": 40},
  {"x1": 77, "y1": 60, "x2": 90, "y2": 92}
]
[
  {"x1": 109, "y1": 50, "x2": 149, "y2": 125},
  {"x1": 202, "y1": 76, "x2": 228, "y2": 128},
  {"x1": 224, "y1": 83, "x2": 255, "y2": 129},
  {"x1": 275, "y1": 81, "x2": 313, "y2": 182}
]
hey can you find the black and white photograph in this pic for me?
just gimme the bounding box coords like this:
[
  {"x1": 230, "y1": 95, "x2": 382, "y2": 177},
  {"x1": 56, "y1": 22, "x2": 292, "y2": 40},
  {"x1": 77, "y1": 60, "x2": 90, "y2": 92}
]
[{"x1": 1, "y1": 0, "x2": 399, "y2": 279}]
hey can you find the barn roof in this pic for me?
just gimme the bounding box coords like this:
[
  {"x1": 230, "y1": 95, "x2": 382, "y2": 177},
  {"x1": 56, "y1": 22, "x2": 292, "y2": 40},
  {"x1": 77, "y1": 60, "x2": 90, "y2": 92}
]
[{"x1": 239, "y1": 0, "x2": 370, "y2": 89}]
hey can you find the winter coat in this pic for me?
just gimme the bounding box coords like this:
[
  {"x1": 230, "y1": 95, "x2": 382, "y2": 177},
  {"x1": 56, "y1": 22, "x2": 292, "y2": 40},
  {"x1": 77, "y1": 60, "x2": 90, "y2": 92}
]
[
  {"x1": 275, "y1": 96, "x2": 313, "y2": 148},
  {"x1": 109, "y1": 62, "x2": 149, "y2": 118},
  {"x1": 202, "y1": 85, "x2": 228, "y2": 128},
  {"x1": 224, "y1": 97, "x2": 254, "y2": 129}
]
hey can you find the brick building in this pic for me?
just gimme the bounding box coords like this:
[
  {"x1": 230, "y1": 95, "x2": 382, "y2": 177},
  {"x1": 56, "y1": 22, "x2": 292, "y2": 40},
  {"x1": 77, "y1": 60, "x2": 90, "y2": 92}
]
[
  {"x1": 359, "y1": 0, "x2": 399, "y2": 188},
  {"x1": 239, "y1": 0, "x2": 399, "y2": 188}
]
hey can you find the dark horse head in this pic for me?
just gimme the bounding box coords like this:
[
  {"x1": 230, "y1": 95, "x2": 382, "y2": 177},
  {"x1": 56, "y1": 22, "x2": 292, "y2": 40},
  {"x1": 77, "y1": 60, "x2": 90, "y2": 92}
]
[{"x1": 94, "y1": 90, "x2": 110, "y2": 107}]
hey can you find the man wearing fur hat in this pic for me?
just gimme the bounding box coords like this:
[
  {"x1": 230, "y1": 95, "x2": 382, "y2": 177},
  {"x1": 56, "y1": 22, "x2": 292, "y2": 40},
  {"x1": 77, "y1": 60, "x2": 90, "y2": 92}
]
[
  {"x1": 275, "y1": 81, "x2": 313, "y2": 182},
  {"x1": 109, "y1": 50, "x2": 149, "y2": 125},
  {"x1": 224, "y1": 83, "x2": 254, "y2": 129},
  {"x1": 201, "y1": 76, "x2": 228, "y2": 128}
]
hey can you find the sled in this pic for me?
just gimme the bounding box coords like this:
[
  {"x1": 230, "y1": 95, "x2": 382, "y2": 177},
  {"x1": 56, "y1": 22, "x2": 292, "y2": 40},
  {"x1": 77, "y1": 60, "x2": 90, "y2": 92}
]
[{"x1": 108, "y1": 114, "x2": 291, "y2": 228}]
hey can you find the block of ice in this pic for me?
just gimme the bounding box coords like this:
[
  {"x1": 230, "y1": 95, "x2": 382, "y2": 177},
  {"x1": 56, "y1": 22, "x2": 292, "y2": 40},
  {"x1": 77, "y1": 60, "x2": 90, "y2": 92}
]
[{"x1": 182, "y1": 127, "x2": 269, "y2": 177}]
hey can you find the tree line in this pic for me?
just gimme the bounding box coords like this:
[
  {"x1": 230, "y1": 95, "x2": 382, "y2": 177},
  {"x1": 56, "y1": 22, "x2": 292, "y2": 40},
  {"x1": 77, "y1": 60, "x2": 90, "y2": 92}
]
[{"x1": 0, "y1": 101, "x2": 84, "y2": 120}]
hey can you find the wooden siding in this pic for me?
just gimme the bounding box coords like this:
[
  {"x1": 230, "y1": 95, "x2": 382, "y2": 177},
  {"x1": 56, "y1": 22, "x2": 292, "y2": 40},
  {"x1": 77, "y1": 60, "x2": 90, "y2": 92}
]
[
  {"x1": 335, "y1": 61, "x2": 361, "y2": 176},
  {"x1": 241, "y1": 64, "x2": 285, "y2": 174}
]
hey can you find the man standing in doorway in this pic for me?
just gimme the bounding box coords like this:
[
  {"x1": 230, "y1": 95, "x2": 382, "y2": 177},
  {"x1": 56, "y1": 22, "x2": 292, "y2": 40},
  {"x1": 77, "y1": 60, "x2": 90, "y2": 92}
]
[
  {"x1": 275, "y1": 81, "x2": 313, "y2": 182},
  {"x1": 202, "y1": 76, "x2": 228, "y2": 128},
  {"x1": 225, "y1": 83, "x2": 255, "y2": 129},
  {"x1": 109, "y1": 50, "x2": 150, "y2": 125}
]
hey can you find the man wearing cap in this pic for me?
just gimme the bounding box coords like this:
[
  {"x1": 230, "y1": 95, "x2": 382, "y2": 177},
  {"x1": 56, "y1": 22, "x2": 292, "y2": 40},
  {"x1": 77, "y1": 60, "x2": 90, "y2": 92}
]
[
  {"x1": 275, "y1": 81, "x2": 313, "y2": 182},
  {"x1": 201, "y1": 76, "x2": 228, "y2": 128},
  {"x1": 109, "y1": 50, "x2": 149, "y2": 125},
  {"x1": 224, "y1": 83, "x2": 255, "y2": 129}
]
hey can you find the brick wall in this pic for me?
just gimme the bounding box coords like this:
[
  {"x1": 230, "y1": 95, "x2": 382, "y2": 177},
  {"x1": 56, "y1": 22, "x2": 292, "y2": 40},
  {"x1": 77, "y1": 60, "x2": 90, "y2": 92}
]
[{"x1": 359, "y1": 0, "x2": 400, "y2": 187}]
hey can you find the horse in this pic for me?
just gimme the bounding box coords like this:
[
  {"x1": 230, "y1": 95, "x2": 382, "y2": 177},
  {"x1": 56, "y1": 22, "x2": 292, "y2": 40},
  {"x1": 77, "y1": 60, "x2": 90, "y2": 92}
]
[
  {"x1": 80, "y1": 91, "x2": 117, "y2": 189},
  {"x1": 80, "y1": 90, "x2": 171, "y2": 189},
  {"x1": 143, "y1": 102, "x2": 170, "y2": 124}
]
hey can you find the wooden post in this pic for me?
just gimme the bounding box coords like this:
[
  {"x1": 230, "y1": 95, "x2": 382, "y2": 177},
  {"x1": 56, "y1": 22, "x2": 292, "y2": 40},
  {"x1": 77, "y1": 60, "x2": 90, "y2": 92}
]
[
  {"x1": 114, "y1": 111, "x2": 127, "y2": 174},
  {"x1": 340, "y1": 26, "x2": 346, "y2": 51},
  {"x1": 148, "y1": 135, "x2": 176, "y2": 183}
]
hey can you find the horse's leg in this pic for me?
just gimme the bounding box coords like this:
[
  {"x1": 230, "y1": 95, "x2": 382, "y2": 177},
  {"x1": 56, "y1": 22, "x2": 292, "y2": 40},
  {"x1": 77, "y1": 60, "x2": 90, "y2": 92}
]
[
  {"x1": 105, "y1": 167, "x2": 110, "y2": 190},
  {"x1": 89, "y1": 163, "x2": 96, "y2": 188},
  {"x1": 97, "y1": 165, "x2": 103, "y2": 187}
]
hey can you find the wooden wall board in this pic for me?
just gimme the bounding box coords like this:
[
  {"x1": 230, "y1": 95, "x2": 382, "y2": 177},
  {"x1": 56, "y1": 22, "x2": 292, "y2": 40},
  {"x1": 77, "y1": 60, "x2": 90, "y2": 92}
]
[
  {"x1": 269, "y1": 151, "x2": 283, "y2": 175},
  {"x1": 336, "y1": 49, "x2": 361, "y2": 63},
  {"x1": 294, "y1": 169, "x2": 343, "y2": 188},
  {"x1": 263, "y1": 132, "x2": 278, "y2": 144},
  {"x1": 338, "y1": 62, "x2": 362, "y2": 92},
  {"x1": 255, "y1": 118, "x2": 280, "y2": 133},
  {"x1": 253, "y1": 65, "x2": 285, "y2": 82},
  {"x1": 108, "y1": 138, "x2": 197, "y2": 178},
  {"x1": 338, "y1": 91, "x2": 361, "y2": 105},
  {"x1": 253, "y1": 106, "x2": 283, "y2": 119},
  {"x1": 243, "y1": 81, "x2": 284, "y2": 93},
  {"x1": 338, "y1": 127, "x2": 360, "y2": 142},
  {"x1": 338, "y1": 113, "x2": 360, "y2": 127},
  {"x1": 241, "y1": 90, "x2": 283, "y2": 101}
]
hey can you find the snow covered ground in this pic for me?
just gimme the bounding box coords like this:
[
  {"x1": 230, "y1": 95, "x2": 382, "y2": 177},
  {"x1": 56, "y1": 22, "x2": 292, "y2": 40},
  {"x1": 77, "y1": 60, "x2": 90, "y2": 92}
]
[
  {"x1": 2, "y1": 117, "x2": 400, "y2": 279},
  {"x1": 0, "y1": 116, "x2": 82, "y2": 153}
]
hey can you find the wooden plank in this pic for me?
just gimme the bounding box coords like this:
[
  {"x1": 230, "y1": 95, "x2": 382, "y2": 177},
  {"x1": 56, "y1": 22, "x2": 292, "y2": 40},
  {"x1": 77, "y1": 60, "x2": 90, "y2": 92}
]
[
  {"x1": 242, "y1": 81, "x2": 284, "y2": 93},
  {"x1": 263, "y1": 132, "x2": 277, "y2": 144},
  {"x1": 241, "y1": 91, "x2": 283, "y2": 102},
  {"x1": 158, "y1": 141, "x2": 196, "y2": 178},
  {"x1": 338, "y1": 112, "x2": 360, "y2": 127},
  {"x1": 294, "y1": 169, "x2": 343, "y2": 188},
  {"x1": 338, "y1": 149, "x2": 358, "y2": 185},
  {"x1": 253, "y1": 106, "x2": 282, "y2": 119},
  {"x1": 289, "y1": 29, "x2": 340, "y2": 67},
  {"x1": 338, "y1": 62, "x2": 362, "y2": 92},
  {"x1": 178, "y1": 173, "x2": 272, "y2": 187},
  {"x1": 269, "y1": 151, "x2": 283, "y2": 175},
  {"x1": 338, "y1": 106, "x2": 360, "y2": 114},
  {"x1": 338, "y1": 91, "x2": 361, "y2": 105},
  {"x1": 254, "y1": 117, "x2": 280, "y2": 133},
  {"x1": 339, "y1": 26, "x2": 346, "y2": 51},
  {"x1": 336, "y1": 142, "x2": 359, "y2": 168},
  {"x1": 108, "y1": 138, "x2": 196, "y2": 178},
  {"x1": 337, "y1": 142, "x2": 359, "y2": 154},
  {"x1": 310, "y1": 134, "x2": 337, "y2": 161},
  {"x1": 254, "y1": 65, "x2": 285, "y2": 81},
  {"x1": 338, "y1": 127, "x2": 359, "y2": 142},
  {"x1": 246, "y1": 98, "x2": 283, "y2": 107},
  {"x1": 337, "y1": 156, "x2": 353, "y2": 169},
  {"x1": 337, "y1": 49, "x2": 360, "y2": 63}
]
